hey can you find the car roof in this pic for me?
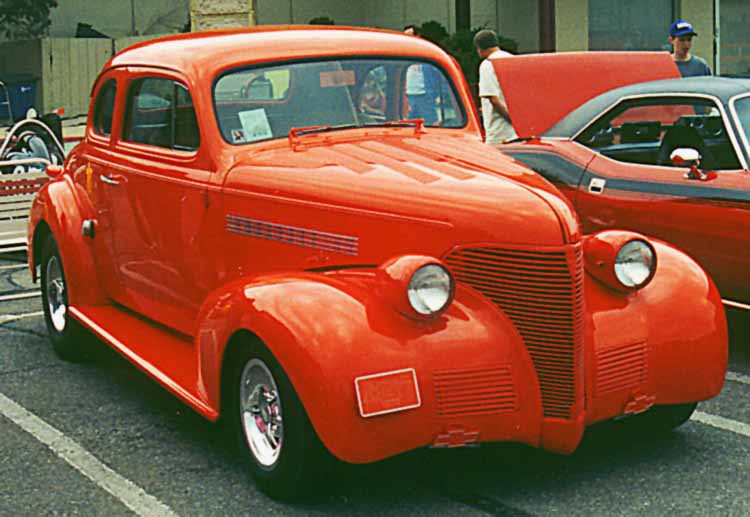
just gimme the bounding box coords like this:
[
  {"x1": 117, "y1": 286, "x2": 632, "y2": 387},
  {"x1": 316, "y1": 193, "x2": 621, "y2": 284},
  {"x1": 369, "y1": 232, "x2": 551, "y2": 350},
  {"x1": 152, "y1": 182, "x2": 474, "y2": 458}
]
[
  {"x1": 106, "y1": 26, "x2": 449, "y2": 79},
  {"x1": 545, "y1": 76, "x2": 750, "y2": 138}
]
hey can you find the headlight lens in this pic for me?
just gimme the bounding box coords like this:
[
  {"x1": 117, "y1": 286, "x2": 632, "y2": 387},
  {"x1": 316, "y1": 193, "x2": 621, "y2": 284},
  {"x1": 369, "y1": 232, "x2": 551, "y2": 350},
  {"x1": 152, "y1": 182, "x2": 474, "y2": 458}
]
[
  {"x1": 614, "y1": 240, "x2": 655, "y2": 288},
  {"x1": 407, "y1": 264, "x2": 453, "y2": 315}
]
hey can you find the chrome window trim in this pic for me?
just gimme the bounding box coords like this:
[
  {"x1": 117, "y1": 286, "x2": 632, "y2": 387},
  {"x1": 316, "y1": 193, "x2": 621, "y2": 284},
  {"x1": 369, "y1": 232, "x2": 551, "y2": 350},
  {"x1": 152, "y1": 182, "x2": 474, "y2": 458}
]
[
  {"x1": 572, "y1": 92, "x2": 748, "y2": 171},
  {"x1": 728, "y1": 93, "x2": 750, "y2": 169}
]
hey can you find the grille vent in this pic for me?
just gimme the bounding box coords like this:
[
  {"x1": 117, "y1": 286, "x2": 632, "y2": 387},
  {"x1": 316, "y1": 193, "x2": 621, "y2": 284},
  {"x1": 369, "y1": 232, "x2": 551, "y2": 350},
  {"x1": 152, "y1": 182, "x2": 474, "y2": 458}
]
[
  {"x1": 433, "y1": 365, "x2": 517, "y2": 418},
  {"x1": 445, "y1": 245, "x2": 584, "y2": 419},
  {"x1": 595, "y1": 341, "x2": 647, "y2": 396}
]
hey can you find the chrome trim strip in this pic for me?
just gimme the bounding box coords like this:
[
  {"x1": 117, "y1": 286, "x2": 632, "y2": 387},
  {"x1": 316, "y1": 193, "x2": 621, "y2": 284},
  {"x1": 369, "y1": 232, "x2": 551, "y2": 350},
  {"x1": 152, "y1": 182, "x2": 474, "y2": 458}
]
[
  {"x1": 723, "y1": 299, "x2": 750, "y2": 311},
  {"x1": 571, "y1": 92, "x2": 748, "y2": 171},
  {"x1": 226, "y1": 214, "x2": 359, "y2": 256},
  {"x1": 354, "y1": 368, "x2": 422, "y2": 418},
  {"x1": 728, "y1": 93, "x2": 750, "y2": 168}
]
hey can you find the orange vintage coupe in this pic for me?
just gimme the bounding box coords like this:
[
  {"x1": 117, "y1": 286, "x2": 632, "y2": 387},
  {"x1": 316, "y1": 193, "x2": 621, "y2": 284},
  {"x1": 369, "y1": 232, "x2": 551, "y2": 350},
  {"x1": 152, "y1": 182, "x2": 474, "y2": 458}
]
[{"x1": 28, "y1": 28, "x2": 727, "y2": 498}]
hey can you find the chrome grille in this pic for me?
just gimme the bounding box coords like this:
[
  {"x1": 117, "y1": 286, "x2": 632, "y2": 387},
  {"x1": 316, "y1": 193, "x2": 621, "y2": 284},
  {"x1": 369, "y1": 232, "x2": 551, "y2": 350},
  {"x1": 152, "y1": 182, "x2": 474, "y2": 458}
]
[{"x1": 445, "y1": 244, "x2": 584, "y2": 419}]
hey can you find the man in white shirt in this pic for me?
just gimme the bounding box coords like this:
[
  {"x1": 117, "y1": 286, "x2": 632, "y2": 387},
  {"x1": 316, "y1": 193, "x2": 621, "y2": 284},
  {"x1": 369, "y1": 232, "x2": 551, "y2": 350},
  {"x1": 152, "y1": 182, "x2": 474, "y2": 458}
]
[{"x1": 474, "y1": 29, "x2": 517, "y2": 145}]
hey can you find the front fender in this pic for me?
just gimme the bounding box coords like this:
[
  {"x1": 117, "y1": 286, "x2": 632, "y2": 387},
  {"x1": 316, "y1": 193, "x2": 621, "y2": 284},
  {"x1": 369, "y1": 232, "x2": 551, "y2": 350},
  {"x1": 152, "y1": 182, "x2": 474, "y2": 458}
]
[
  {"x1": 27, "y1": 173, "x2": 104, "y2": 305},
  {"x1": 584, "y1": 239, "x2": 728, "y2": 424},
  {"x1": 196, "y1": 270, "x2": 544, "y2": 464}
]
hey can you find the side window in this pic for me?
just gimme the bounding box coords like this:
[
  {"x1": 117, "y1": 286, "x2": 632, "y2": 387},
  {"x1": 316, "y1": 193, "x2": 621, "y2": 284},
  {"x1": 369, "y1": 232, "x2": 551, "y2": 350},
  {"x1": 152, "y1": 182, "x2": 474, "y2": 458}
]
[
  {"x1": 174, "y1": 84, "x2": 200, "y2": 151},
  {"x1": 576, "y1": 98, "x2": 740, "y2": 170},
  {"x1": 93, "y1": 79, "x2": 116, "y2": 137},
  {"x1": 124, "y1": 77, "x2": 199, "y2": 151}
]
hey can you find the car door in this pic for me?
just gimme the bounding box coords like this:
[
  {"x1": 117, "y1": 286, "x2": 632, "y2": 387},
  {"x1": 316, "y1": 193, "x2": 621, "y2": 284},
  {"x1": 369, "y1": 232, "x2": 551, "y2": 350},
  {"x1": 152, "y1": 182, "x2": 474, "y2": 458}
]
[
  {"x1": 107, "y1": 71, "x2": 214, "y2": 335},
  {"x1": 574, "y1": 94, "x2": 750, "y2": 303},
  {"x1": 79, "y1": 73, "x2": 138, "y2": 306}
]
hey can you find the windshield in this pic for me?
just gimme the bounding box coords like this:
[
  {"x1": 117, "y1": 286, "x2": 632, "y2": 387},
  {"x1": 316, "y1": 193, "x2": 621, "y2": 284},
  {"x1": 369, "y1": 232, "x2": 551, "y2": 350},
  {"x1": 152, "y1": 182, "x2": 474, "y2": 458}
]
[
  {"x1": 733, "y1": 96, "x2": 750, "y2": 151},
  {"x1": 213, "y1": 58, "x2": 466, "y2": 145}
]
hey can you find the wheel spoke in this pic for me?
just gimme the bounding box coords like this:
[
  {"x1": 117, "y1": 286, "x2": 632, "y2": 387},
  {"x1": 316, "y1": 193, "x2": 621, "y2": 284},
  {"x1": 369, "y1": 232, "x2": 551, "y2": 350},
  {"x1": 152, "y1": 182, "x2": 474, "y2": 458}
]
[{"x1": 239, "y1": 359, "x2": 284, "y2": 467}]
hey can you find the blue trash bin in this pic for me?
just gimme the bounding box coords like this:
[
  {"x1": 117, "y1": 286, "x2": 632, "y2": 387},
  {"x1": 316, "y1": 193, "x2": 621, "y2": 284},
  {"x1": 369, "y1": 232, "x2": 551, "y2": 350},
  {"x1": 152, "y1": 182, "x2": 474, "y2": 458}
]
[{"x1": 3, "y1": 76, "x2": 38, "y2": 122}]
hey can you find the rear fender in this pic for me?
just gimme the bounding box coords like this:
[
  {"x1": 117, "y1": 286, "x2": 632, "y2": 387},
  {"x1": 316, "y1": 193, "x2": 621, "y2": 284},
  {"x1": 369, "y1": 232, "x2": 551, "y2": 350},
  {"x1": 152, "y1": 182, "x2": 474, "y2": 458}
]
[
  {"x1": 196, "y1": 270, "x2": 544, "y2": 463},
  {"x1": 28, "y1": 173, "x2": 104, "y2": 305}
]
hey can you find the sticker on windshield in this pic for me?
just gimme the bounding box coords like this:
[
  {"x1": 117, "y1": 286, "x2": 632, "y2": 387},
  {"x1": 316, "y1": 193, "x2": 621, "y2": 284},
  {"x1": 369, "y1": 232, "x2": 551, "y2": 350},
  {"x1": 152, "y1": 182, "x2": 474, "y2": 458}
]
[
  {"x1": 237, "y1": 108, "x2": 273, "y2": 142},
  {"x1": 320, "y1": 70, "x2": 355, "y2": 88},
  {"x1": 231, "y1": 129, "x2": 246, "y2": 143}
]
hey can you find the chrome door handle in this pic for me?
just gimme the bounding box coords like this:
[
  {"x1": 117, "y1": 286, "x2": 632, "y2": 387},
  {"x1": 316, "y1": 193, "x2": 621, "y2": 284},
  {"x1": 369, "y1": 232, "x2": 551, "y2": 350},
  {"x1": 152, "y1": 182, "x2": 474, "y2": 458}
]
[
  {"x1": 588, "y1": 177, "x2": 606, "y2": 194},
  {"x1": 99, "y1": 174, "x2": 120, "y2": 186}
]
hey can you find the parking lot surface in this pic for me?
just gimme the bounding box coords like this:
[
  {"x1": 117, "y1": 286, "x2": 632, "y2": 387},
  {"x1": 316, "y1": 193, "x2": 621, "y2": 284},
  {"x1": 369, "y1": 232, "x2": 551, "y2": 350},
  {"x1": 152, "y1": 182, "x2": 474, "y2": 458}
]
[{"x1": 1, "y1": 250, "x2": 749, "y2": 516}]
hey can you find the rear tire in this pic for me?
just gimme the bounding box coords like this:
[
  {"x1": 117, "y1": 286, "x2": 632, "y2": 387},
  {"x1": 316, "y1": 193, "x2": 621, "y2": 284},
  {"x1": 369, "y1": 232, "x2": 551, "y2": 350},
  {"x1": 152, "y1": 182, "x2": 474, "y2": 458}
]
[
  {"x1": 226, "y1": 341, "x2": 332, "y2": 500},
  {"x1": 40, "y1": 234, "x2": 87, "y2": 362}
]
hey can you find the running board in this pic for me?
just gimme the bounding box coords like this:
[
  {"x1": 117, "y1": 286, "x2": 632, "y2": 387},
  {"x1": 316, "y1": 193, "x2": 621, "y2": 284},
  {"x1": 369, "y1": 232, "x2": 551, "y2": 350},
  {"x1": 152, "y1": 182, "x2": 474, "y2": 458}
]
[{"x1": 69, "y1": 305, "x2": 218, "y2": 421}]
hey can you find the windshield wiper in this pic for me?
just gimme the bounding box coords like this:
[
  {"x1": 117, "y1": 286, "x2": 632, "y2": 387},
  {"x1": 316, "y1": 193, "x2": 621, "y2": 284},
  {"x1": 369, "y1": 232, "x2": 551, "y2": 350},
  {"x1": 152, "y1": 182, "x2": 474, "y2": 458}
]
[{"x1": 288, "y1": 123, "x2": 360, "y2": 137}]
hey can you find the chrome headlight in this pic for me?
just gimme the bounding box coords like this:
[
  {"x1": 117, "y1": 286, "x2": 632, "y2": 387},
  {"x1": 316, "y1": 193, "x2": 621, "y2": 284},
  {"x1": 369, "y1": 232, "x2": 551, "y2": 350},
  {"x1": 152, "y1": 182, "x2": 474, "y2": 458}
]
[
  {"x1": 407, "y1": 264, "x2": 453, "y2": 316},
  {"x1": 614, "y1": 239, "x2": 656, "y2": 288}
]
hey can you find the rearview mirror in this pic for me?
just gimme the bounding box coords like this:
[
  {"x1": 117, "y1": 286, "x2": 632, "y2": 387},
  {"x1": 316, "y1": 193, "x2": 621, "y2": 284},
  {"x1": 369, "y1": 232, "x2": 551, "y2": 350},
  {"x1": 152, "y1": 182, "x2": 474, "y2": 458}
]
[{"x1": 670, "y1": 147, "x2": 701, "y2": 166}]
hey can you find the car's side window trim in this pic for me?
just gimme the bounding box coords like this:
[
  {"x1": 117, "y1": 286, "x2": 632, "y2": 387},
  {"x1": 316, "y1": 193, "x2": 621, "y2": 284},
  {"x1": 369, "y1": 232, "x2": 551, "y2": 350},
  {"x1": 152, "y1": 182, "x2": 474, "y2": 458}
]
[
  {"x1": 573, "y1": 93, "x2": 748, "y2": 171},
  {"x1": 122, "y1": 75, "x2": 200, "y2": 154},
  {"x1": 728, "y1": 93, "x2": 750, "y2": 169},
  {"x1": 91, "y1": 77, "x2": 117, "y2": 140}
]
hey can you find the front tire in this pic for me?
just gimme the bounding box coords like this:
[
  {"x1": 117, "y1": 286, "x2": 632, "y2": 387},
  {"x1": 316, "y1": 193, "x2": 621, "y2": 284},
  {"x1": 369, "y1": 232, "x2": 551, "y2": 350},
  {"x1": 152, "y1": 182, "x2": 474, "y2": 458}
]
[
  {"x1": 624, "y1": 402, "x2": 697, "y2": 433},
  {"x1": 227, "y1": 342, "x2": 331, "y2": 500},
  {"x1": 40, "y1": 234, "x2": 87, "y2": 361}
]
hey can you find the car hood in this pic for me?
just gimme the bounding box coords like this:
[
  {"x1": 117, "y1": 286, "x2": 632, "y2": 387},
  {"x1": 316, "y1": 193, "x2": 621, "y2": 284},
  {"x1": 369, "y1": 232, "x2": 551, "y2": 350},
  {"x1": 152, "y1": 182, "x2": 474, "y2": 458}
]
[
  {"x1": 492, "y1": 51, "x2": 680, "y2": 138},
  {"x1": 223, "y1": 132, "x2": 580, "y2": 252}
]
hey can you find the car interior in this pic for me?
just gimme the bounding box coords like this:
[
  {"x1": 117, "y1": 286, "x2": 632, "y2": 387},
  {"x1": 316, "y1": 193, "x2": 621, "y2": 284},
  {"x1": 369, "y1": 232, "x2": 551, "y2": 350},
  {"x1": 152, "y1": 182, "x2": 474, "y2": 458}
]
[{"x1": 576, "y1": 99, "x2": 743, "y2": 171}]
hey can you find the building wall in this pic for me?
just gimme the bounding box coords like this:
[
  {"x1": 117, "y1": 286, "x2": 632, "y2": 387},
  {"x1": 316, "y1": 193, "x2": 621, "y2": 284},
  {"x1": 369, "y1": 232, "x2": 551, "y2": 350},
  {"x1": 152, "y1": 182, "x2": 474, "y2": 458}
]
[
  {"x1": 49, "y1": 0, "x2": 189, "y2": 38},
  {"x1": 361, "y1": 0, "x2": 453, "y2": 32},
  {"x1": 498, "y1": 0, "x2": 540, "y2": 53},
  {"x1": 471, "y1": 0, "x2": 497, "y2": 30},
  {"x1": 556, "y1": 0, "x2": 588, "y2": 51},
  {"x1": 721, "y1": 0, "x2": 750, "y2": 75},
  {"x1": 680, "y1": 0, "x2": 715, "y2": 70}
]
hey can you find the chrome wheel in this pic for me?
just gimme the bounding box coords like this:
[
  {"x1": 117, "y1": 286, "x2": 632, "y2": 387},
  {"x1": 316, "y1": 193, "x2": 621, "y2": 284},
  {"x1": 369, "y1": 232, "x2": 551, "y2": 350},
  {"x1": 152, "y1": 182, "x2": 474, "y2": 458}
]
[
  {"x1": 240, "y1": 359, "x2": 283, "y2": 468},
  {"x1": 45, "y1": 255, "x2": 67, "y2": 333}
]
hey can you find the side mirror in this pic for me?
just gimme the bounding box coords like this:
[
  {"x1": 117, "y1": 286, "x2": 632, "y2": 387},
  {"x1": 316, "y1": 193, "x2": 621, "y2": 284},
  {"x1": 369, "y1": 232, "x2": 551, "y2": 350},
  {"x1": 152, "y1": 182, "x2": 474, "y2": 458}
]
[{"x1": 670, "y1": 147, "x2": 701, "y2": 166}]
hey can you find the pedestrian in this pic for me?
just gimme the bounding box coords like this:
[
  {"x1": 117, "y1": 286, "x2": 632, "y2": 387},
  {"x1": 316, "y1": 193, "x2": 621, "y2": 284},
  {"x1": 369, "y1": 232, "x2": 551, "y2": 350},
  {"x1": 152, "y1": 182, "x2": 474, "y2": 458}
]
[
  {"x1": 474, "y1": 29, "x2": 517, "y2": 145},
  {"x1": 669, "y1": 20, "x2": 712, "y2": 77},
  {"x1": 404, "y1": 25, "x2": 440, "y2": 125}
]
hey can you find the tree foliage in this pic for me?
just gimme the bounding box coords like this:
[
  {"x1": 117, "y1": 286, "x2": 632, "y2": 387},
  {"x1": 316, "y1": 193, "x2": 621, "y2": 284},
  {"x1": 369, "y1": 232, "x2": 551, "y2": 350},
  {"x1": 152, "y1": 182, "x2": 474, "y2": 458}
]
[
  {"x1": 0, "y1": 0, "x2": 58, "y2": 39},
  {"x1": 417, "y1": 21, "x2": 518, "y2": 85}
]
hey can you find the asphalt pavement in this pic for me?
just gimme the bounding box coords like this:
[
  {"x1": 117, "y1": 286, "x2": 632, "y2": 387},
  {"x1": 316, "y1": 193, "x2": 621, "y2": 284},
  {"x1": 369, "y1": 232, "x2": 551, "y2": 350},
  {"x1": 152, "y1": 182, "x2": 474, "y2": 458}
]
[{"x1": 1, "y1": 249, "x2": 749, "y2": 516}]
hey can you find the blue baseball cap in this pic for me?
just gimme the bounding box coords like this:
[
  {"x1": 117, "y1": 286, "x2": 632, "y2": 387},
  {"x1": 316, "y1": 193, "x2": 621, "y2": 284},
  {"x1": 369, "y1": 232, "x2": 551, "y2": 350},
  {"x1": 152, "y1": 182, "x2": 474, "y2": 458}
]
[{"x1": 669, "y1": 20, "x2": 697, "y2": 38}]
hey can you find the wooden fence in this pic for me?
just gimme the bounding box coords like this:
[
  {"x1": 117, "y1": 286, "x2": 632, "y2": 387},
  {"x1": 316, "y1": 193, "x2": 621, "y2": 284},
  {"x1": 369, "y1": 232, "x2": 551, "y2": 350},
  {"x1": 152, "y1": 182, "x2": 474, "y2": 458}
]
[{"x1": 0, "y1": 36, "x2": 164, "y2": 119}]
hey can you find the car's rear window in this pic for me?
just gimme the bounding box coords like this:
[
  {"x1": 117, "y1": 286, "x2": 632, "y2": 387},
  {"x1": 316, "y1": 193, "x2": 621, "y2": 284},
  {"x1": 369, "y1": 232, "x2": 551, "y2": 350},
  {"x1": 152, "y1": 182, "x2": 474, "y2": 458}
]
[{"x1": 213, "y1": 58, "x2": 466, "y2": 145}]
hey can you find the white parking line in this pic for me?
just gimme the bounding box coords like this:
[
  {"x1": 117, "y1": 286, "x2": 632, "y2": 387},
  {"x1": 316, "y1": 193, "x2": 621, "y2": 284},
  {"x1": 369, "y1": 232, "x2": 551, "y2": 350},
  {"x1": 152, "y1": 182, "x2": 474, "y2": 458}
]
[
  {"x1": 692, "y1": 411, "x2": 750, "y2": 438},
  {"x1": 0, "y1": 311, "x2": 43, "y2": 324},
  {"x1": 0, "y1": 264, "x2": 27, "y2": 271},
  {"x1": 0, "y1": 391, "x2": 179, "y2": 516},
  {"x1": 0, "y1": 291, "x2": 40, "y2": 302},
  {"x1": 727, "y1": 371, "x2": 750, "y2": 386}
]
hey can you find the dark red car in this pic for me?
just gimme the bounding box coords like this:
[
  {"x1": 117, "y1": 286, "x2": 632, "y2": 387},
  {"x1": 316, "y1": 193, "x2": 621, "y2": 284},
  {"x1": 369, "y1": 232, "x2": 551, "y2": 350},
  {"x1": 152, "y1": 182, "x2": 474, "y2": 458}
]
[{"x1": 495, "y1": 52, "x2": 750, "y2": 309}]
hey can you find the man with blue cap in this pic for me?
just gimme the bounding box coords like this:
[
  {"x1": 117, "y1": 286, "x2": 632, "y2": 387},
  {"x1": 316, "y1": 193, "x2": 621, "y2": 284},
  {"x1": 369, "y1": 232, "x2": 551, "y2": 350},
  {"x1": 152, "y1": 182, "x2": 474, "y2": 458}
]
[{"x1": 669, "y1": 20, "x2": 712, "y2": 77}]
